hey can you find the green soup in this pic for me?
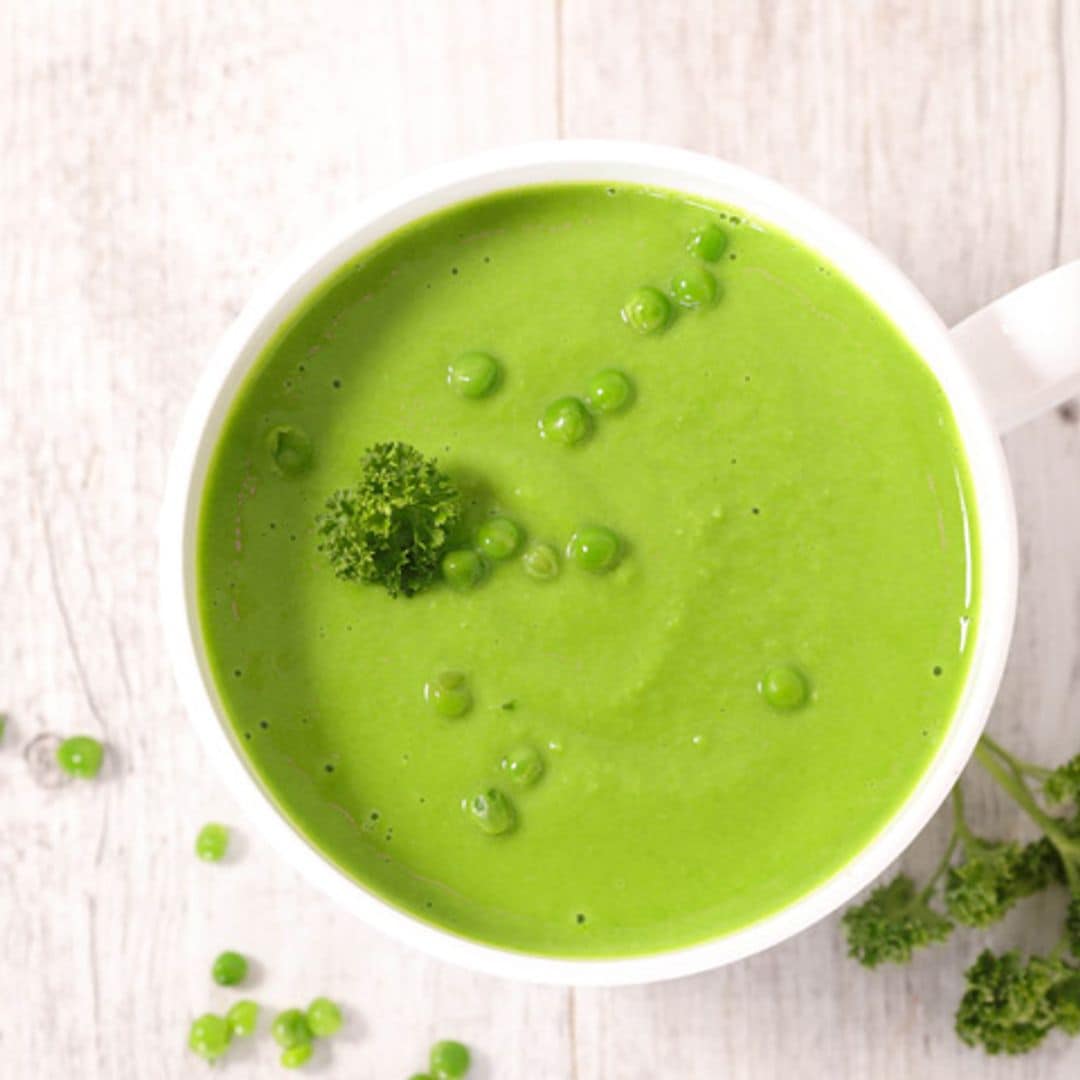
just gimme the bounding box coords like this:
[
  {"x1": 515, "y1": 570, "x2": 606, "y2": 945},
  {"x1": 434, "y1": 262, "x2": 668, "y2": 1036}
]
[{"x1": 196, "y1": 183, "x2": 978, "y2": 957}]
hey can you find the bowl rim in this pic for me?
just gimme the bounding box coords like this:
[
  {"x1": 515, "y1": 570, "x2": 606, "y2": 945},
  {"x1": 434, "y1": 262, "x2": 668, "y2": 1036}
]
[{"x1": 158, "y1": 139, "x2": 1018, "y2": 986}]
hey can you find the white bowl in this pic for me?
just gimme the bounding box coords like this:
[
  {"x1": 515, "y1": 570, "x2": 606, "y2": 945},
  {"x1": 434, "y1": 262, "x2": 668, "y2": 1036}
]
[{"x1": 160, "y1": 141, "x2": 1019, "y2": 985}]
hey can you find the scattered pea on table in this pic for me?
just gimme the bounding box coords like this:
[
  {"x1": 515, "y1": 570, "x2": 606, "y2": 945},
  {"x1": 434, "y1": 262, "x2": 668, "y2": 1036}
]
[
  {"x1": 281, "y1": 1042, "x2": 314, "y2": 1069},
  {"x1": 195, "y1": 822, "x2": 230, "y2": 862},
  {"x1": 211, "y1": 950, "x2": 248, "y2": 987},
  {"x1": 272, "y1": 1008, "x2": 314, "y2": 1050},
  {"x1": 188, "y1": 1014, "x2": 231, "y2": 1063},
  {"x1": 55, "y1": 735, "x2": 104, "y2": 779},
  {"x1": 305, "y1": 997, "x2": 343, "y2": 1037},
  {"x1": 226, "y1": 999, "x2": 259, "y2": 1038},
  {"x1": 430, "y1": 1039, "x2": 471, "y2": 1079}
]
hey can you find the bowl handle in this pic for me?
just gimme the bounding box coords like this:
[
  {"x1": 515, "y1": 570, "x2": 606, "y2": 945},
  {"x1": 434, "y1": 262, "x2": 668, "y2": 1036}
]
[{"x1": 951, "y1": 261, "x2": 1080, "y2": 432}]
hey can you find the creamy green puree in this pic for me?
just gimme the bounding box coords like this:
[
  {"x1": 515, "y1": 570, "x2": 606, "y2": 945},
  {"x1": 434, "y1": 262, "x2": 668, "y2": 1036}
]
[{"x1": 197, "y1": 183, "x2": 979, "y2": 957}]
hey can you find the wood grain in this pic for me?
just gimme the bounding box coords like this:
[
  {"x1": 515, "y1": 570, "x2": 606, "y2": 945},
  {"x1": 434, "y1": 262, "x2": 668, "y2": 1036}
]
[{"x1": 2, "y1": 1, "x2": 1078, "y2": 1076}]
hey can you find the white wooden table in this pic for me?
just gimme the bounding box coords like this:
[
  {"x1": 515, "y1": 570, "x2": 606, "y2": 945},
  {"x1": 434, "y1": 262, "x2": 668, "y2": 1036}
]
[{"x1": 3, "y1": 2, "x2": 1080, "y2": 1076}]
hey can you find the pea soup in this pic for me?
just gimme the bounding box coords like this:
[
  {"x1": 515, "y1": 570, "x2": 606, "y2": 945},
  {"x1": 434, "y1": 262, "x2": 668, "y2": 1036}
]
[{"x1": 196, "y1": 183, "x2": 979, "y2": 957}]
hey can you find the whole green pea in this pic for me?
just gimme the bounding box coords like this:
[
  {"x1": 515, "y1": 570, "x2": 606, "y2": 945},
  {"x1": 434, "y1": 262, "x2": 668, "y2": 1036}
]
[
  {"x1": 584, "y1": 369, "x2": 633, "y2": 415},
  {"x1": 465, "y1": 788, "x2": 515, "y2": 836},
  {"x1": 226, "y1": 1000, "x2": 259, "y2": 1038},
  {"x1": 475, "y1": 517, "x2": 523, "y2": 560},
  {"x1": 188, "y1": 1013, "x2": 231, "y2": 1062},
  {"x1": 425, "y1": 671, "x2": 472, "y2": 719},
  {"x1": 447, "y1": 352, "x2": 500, "y2": 399},
  {"x1": 567, "y1": 526, "x2": 621, "y2": 573},
  {"x1": 211, "y1": 950, "x2": 248, "y2": 987},
  {"x1": 621, "y1": 286, "x2": 672, "y2": 334},
  {"x1": 266, "y1": 425, "x2": 313, "y2": 476},
  {"x1": 441, "y1": 548, "x2": 486, "y2": 591},
  {"x1": 55, "y1": 735, "x2": 104, "y2": 779},
  {"x1": 305, "y1": 997, "x2": 343, "y2": 1037},
  {"x1": 195, "y1": 822, "x2": 229, "y2": 862},
  {"x1": 521, "y1": 542, "x2": 560, "y2": 581},
  {"x1": 501, "y1": 744, "x2": 544, "y2": 787},
  {"x1": 687, "y1": 222, "x2": 728, "y2": 261},
  {"x1": 430, "y1": 1039, "x2": 471, "y2": 1079},
  {"x1": 670, "y1": 266, "x2": 719, "y2": 309},
  {"x1": 272, "y1": 1008, "x2": 314, "y2": 1049},
  {"x1": 281, "y1": 1042, "x2": 314, "y2": 1069},
  {"x1": 539, "y1": 396, "x2": 591, "y2": 446},
  {"x1": 759, "y1": 666, "x2": 809, "y2": 709}
]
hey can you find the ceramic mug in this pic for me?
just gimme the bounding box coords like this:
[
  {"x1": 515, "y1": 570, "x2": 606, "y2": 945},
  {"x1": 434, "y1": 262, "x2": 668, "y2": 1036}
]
[{"x1": 159, "y1": 141, "x2": 1080, "y2": 986}]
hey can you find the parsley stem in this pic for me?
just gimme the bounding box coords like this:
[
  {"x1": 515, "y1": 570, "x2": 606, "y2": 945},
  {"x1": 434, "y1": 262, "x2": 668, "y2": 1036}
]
[
  {"x1": 919, "y1": 811, "x2": 959, "y2": 901},
  {"x1": 950, "y1": 782, "x2": 978, "y2": 847},
  {"x1": 979, "y1": 733, "x2": 1054, "y2": 781},
  {"x1": 973, "y1": 741, "x2": 1080, "y2": 891}
]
